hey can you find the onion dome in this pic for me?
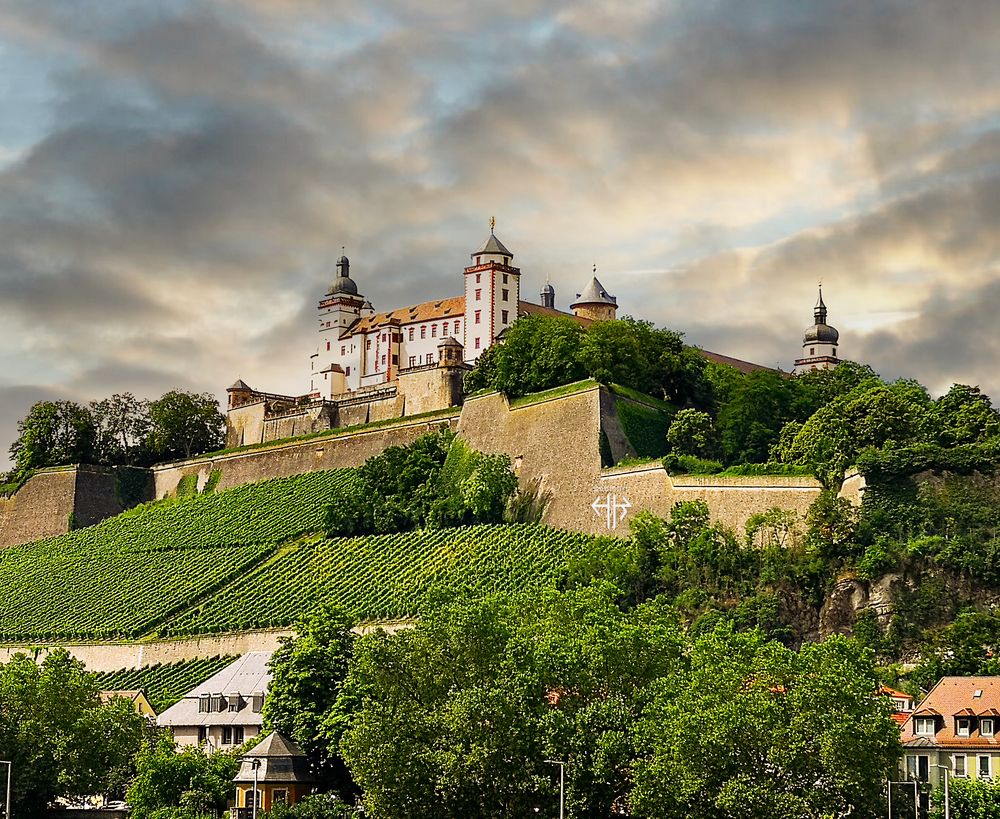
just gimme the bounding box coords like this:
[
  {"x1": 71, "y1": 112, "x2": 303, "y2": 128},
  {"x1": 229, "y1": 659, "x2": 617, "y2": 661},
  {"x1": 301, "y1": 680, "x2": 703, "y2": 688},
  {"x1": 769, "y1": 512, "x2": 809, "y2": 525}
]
[
  {"x1": 803, "y1": 286, "x2": 839, "y2": 344},
  {"x1": 329, "y1": 254, "x2": 358, "y2": 296}
]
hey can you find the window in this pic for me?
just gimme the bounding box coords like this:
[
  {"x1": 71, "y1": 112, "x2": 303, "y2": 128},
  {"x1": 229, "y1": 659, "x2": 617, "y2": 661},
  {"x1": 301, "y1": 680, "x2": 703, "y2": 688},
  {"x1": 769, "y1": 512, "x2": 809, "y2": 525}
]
[
  {"x1": 833, "y1": 347, "x2": 837, "y2": 356},
  {"x1": 211, "y1": 693, "x2": 225, "y2": 712},
  {"x1": 983, "y1": 719, "x2": 995, "y2": 737},
  {"x1": 426, "y1": 353, "x2": 433, "y2": 364},
  {"x1": 955, "y1": 755, "x2": 968, "y2": 777},
  {"x1": 408, "y1": 328, "x2": 414, "y2": 341},
  {"x1": 382, "y1": 333, "x2": 387, "y2": 342},
  {"x1": 980, "y1": 755, "x2": 992, "y2": 778},
  {"x1": 391, "y1": 355, "x2": 398, "y2": 365},
  {"x1": 341, "y1": 345, "x2": 346, "y2": 355},
  {"x1": 366, "y1": 339, "x2": 371, "y2": 350},
  {"x1": 228, "y1": 694, "x2": 242, "y2": 713},
  {"x1": 222, "y1": 726, "x2": 234, "y2": 745},
  {"x1": 421, "y1": 326, "x2": 426, "y2": 339},
  {"x1": 409, "y1": 356, "x2": 416, "y2": 368},
  {"x1": 198, "y1": 726, "x2": 208, "y2": 743},
  {"x1": 251, "y1": 692, "x2": 264, "y2": 713},
  {"x1": 273, "y1": 790, "x2": 288, "y2": 805},
  {"x1": 503, "y1": 273, "x2": 508, "y2": 284},
  {"x1": 906, "y1": 755, "x2": 929, "y2": 780},
  {"x1": 958, "y1": 718, "x2": 971, "y2": 737},
  {"x1": 454, "y1": 320, "x2": 460, "y2": 334},
  {"x1": 475, "y1": 288, "x2": 482, "y2": 300},
  {"x1": 476, "y1": 272, "x2": 481, "y2": 281},
  {"x1": 199, "y1": 694, "x2": 211, "y2": 713},
  {"x1": 326, "y1": 341, "x2": 331, "y2": 351},
  {"x1": 475, "y1": 310, "x2": 481, "y2": 324},
  {"x1": 393, "y1": 332, "x2": 402, "y2": 343},
  {"x1": 345, "y1": 366, "x2": 350, "y2": 376},
  {"x1": 502, "y1": 310, "x2": 509, "y2": 324},
  {"x1": 432, "y1": 324, "x2": 437, "y2": 338},
  {"x1": 475, "y1": 337, "x2": 481, "y2": 350},
  {"x1": 810, "y1": 347, "x2": 815, "y2": 355},
  {"x1": 502, "y1": 289, "x2": 509, "y2": 301},
  {"x1": 234, "y1": 726, "x2": 245, "y2": 744},
  {"x1": 915, "y1": 717, "x2": 936, "y2": 736},
  {"x1": 381, "y1": 354, "x2": 386, "y2": 365}
]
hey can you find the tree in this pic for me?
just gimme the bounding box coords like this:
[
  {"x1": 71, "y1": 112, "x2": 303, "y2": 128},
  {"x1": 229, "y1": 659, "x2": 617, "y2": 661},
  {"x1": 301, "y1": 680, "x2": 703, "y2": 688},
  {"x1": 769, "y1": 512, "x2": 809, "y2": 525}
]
[
  {"x1": 90, "y1": 393, "x2": 152, "y2": 465},
  {"x1": 0, "y1": 650, "x2": 147, "y2": 818},
  {"x1": 126, "y1": 732, "x2": 238, "y2": 819},
  {"x1": 475, "y1": 315, "x2": 587, "y2": 397},
  {"x1": 631, "y1": 627, "x2": 901, "y2": 819},
  {"x1": 263, "y1": 604, "x2": 357, "y2": 794},
  {"x1": 716, "y1": 370, "x2": 804, "y2": 464},
  {"x1": 930, "y1": 384, "x2": 1000, "y2": 448},
  {"x1": 666, "y1": 409, "x2": 720, "y2": 459},
  {"x1": 931, "y1": 775, "x2": 1000, "y2": 819},
  {"x1": 340, "y1": 585, "x2": 685, "y2": 819},
  {"x1": 8, "y1": 400, "x2": 97, "y2": 476},
  {"x1": 147, "y1": 390, "x2": 225, "y2": 460}
]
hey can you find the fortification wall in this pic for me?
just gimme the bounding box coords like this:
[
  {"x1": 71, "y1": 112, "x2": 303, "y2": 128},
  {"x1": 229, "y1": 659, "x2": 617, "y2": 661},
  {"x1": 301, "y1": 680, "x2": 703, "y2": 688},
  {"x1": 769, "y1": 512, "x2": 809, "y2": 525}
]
[
  {"x1": 458, "y1": 386, "x2": 829, "y2": 536},
  {"x1": 0, "y1": 466, "x2": 132, "y2": 549},
  {"x1": 152, "y1": 413, "x2": 461, "y2": 497}
]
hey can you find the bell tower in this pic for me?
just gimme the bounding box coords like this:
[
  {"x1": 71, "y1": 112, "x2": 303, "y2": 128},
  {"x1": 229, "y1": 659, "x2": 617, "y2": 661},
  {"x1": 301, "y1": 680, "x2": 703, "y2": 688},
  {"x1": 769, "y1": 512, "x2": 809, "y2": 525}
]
[{"x1": 463, "y1": 217, "x2": 520, "y2": 362}]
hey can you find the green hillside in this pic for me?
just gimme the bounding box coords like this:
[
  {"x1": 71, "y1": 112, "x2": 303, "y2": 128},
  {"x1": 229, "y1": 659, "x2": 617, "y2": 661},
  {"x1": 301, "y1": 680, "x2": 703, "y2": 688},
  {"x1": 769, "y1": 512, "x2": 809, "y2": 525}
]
[
  {"x1": 0, "y1": 467, "x2": 596, "y2": 641},
  {"x1": 93, "y1": 655, "x2": 238, "y2": 712}
]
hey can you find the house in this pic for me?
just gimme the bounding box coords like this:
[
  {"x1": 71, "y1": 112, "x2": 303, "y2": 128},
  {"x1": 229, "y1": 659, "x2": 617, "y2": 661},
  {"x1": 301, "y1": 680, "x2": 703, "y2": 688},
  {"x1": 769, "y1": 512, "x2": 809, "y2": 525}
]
[
  {"x1": 100, "y1": 689, "x2": 157, "y2": 719},
  {"x1": 899, "y1": 677, "x2": 1000, "y2": 813},
  {"x1": 880, "y1": 685, "x2": 916, "y2": 726},
  {"x1": 157, "y1": 652, "x2": 271, "y2": 749},
  {"x1": 233, "y1": 731, "x2": 315, "y2": 817}
]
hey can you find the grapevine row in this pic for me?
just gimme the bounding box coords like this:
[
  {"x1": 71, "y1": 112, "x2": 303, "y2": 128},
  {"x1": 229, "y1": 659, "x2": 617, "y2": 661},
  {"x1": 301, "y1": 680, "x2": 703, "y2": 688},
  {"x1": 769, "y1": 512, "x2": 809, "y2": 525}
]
[{"x1": 92, "y1": 655, "x2": 239, "y2": 712}]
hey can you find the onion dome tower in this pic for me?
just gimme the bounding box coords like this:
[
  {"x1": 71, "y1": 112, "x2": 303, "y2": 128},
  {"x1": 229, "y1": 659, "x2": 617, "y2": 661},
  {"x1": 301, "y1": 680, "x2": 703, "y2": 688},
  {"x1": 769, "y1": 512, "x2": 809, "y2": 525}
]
[
  {"x1": 793, "y1": 285, "x2": 841, "y2": 373},
  {"x1": 570, "y1": 266, "x2": 617, "y2": 321},
  {"x1": 540, "y1": 277, "x2": 555, "y2": 309}
]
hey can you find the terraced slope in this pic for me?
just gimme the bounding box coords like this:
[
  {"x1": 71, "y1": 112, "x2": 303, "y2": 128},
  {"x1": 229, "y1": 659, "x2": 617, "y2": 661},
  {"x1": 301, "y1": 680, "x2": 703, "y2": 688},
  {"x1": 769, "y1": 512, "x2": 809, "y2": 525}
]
[
  {"x1": 164, "y1": 525, "x2": 594, "y2": 634},
  {"x1": 93, "y1": 655, "x2": 238, "y2": 712},
  {"x1": 0, "y1": 467, "x2": 598, "y2": 641}
]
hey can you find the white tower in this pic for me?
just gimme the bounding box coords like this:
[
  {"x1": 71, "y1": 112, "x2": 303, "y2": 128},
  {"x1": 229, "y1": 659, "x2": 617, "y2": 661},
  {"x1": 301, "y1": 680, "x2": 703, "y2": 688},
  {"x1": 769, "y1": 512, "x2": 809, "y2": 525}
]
[
  {"x1": 463, "y1": 218, "x2": 520, "y2": 362},
  {"x1": 793, "y1": 285, "x2": 841, "y2": 374},
  {"x1": 311, "y1": 255, "x2": 366, "y2": 393}
]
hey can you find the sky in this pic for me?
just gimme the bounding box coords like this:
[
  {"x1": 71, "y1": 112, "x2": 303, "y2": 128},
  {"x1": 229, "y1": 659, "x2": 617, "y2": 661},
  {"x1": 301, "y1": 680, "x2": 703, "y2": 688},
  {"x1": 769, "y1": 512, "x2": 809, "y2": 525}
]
[{"x1": 0, "y1": 0, "x2": 999, "y2": 470}]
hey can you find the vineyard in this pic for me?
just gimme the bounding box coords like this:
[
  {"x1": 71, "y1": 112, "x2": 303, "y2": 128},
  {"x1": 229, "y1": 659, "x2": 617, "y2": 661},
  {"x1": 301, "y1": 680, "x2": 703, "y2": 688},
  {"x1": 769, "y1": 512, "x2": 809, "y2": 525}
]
[
  {"x1": 163, "y1": 524, "x2": 596, "y2": 634},
  {"x1": 0, "y1": 466, "x2": 599, "y2": 641},
  {"x1": 93, "y1": 655, "x2": 238, "y2": 712}
]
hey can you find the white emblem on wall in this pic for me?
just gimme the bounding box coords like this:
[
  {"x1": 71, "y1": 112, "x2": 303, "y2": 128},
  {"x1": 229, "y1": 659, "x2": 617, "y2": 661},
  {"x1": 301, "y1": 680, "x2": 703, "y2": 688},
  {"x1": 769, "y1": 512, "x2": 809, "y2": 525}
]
[{"x1": 592, "y1": 493, "x2": 632, "y2": 531}]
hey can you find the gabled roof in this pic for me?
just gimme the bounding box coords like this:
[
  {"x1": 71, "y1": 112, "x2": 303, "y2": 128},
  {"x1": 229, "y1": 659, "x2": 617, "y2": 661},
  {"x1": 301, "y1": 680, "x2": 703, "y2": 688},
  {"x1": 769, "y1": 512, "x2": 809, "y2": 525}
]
[
  {"x1": 901, "y1": 677, "x2": 1000, "y2": 749},
  {"x1": 473, "y1": 232, "x2": 512, "y2": 258},
  {"x1": 346, "y1": 296, "x2": 465, "y2": 337},
  {"x1": 158, "y1": 652, "x2": 272, "y2": 728}
]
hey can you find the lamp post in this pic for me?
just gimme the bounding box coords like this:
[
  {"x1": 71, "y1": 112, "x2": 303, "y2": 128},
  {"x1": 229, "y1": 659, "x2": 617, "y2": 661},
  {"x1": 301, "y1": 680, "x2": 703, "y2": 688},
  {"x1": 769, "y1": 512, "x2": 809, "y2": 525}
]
[
  {"x1": 250, "y1": 758, "x2": 261, "y2": 819},
  {"x1": 545, "y1": 759, "x2": 565, "y2": 819},
  {"x1": 0, "y1": 760, "x2": 11, "y2": 819},
  {"x1": 932, "y1": 764, "x2": 951, "y2": 819}
]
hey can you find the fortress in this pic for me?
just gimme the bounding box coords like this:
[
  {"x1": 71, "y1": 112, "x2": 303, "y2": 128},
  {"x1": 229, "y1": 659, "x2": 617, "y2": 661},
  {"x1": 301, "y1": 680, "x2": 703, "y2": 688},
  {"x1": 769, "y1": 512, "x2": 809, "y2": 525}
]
[{"x1": 225, "y1": 222, "x2": 843, "y2": 448}]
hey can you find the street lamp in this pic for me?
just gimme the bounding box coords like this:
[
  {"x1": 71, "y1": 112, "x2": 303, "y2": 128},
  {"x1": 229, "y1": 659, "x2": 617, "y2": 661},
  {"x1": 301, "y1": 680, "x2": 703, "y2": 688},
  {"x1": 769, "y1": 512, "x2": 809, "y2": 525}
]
[
  {"x1": 545, "y1": 759, "x2": 565, "y2": 819},
  {"x1": 0, "y1": 760, "x2": 11, "y2": 819},
  {"x1": 932, "y1": 764, "x2": 951, "y2": 819},
  {"x1": 250, "y1": 758, "x2": 262, "y2": 819}
]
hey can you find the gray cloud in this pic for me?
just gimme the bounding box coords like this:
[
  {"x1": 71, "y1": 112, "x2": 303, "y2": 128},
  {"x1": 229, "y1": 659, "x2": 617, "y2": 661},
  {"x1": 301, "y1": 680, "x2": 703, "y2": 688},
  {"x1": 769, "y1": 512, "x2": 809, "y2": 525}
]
[{"x1": 1, "y1": 0, "x2": 999, "y2": 470}]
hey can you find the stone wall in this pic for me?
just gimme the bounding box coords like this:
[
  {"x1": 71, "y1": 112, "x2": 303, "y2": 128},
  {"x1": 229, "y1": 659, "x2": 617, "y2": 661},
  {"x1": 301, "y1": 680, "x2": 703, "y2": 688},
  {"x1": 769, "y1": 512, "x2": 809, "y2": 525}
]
[
  {"x1": 0, "y1": 465, "x2": 134, "y2": 549},
  {"x1": 153, "y1": 412, "x2": 461, "y2": 497},
  {"x1": 398, "y1": 366, "x2": 466, "y2": 416},
  {"x1": 226, "y1": 401, "x2": 266, "y2": 448}
]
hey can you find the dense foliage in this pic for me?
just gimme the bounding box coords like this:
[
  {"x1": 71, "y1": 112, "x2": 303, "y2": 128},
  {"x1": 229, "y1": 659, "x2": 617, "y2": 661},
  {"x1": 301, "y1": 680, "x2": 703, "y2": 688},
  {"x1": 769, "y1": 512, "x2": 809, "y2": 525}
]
[
  {"x1": 0, "y1": 650, "x2": 148, "y2": 818},
  {"x1": 5, "y1": 390, "x2": 225, "y2": 483},
  {"x1": 92, "y1": 655, "x2": 238, "y2": 713}
]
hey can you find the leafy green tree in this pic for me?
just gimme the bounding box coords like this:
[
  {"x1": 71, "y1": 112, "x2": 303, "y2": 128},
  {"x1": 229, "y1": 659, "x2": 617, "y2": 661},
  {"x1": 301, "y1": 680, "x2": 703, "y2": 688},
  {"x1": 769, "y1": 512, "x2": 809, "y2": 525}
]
[
  {"x1": 340, "y1": 585, "x2": 685, "y2": 819},
  {"x1": 666, "y1": 409, "x2": 720, "y2": 459},
  {"x1": 126, "y1": 733, "x2": 238, "y2": 819},
  {"x1": 716, "y1": 370, "x2": 804, "y2": 464},
  {"x1": 909, "y1": 610, "x2": 1000, "y2": 691},
  {"x1": 931, "y1": 775, "x2": 1000, "y2": 819},
  {"x1": 631, "y1": 627, "x2": 901, "y2": 819},
  {"x1": 264, "y1": 605, "x2": 356, "y2": 793},
  {"x1": 147, "y1": 390, "x2": 225, "y2": 461},
  {"x1": 8, "y1": 400, "x2": 97, "y2": 476},
  {"x1": 930, "y1": 384, "x2": 1000, "y2": 447},
  {"x1": 0, "y1": 650, "x2": 147, "y2": 818},
  {"x1": 90, "y1": 393, "x2": 152, "y2": 465}
]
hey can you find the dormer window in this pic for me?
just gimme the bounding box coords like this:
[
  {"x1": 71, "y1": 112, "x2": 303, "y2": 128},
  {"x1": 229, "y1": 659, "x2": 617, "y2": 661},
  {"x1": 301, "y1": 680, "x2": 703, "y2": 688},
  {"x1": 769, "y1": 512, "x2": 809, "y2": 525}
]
[
  {"x1": 983, "y1": 718, "x2": 995, "y2": 736},
  {"x1": 957, "y1": 718, "x2": 971, "y2": 737},
  {"x1": 915, "y1": 717, "x2": 936, "y2": 736}
]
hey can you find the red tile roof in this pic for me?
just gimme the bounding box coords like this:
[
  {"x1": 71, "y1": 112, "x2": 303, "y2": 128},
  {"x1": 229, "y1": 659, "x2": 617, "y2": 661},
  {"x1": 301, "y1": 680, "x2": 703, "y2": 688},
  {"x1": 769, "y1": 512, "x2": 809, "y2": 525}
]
[
  {"x1": 346, "y1": 295, "x2": 465, "y2": 336},
  {"x1": 901, "y1": 677, "x2": 1000, "y2": 750}
]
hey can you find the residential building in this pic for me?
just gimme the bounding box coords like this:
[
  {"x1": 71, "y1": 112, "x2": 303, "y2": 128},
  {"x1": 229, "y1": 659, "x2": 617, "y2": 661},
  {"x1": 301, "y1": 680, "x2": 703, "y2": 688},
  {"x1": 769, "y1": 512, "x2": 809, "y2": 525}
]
[
  {"x1": 233, "y1": 732, "x2": 315, "y2": 817},
  {"x1": 899, "y1": 677, "x2": 1000, "y2": 814},
  {"x1": 100, "y1": 689, "x2": 157, "y2": 719},
  {"x1": 157, "y1": 652, "x2": 271, "y2": 749}
]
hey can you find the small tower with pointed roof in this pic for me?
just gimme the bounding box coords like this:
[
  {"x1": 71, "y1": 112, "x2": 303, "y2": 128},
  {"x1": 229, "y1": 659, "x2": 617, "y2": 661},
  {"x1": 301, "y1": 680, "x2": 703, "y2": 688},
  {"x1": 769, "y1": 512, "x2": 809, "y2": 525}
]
[
  {"x1": 540, "y1": 277, "x2": 555, "y2": 309},
  {"x1": 793, "y1": 285, "x2": 841, "y2": 374},
  {"x1": 570, "y1": 268, "x2": 618, "y2": 321},
  {"x1": 464, "y1": 217, "x2": 520, "y2": 362}
]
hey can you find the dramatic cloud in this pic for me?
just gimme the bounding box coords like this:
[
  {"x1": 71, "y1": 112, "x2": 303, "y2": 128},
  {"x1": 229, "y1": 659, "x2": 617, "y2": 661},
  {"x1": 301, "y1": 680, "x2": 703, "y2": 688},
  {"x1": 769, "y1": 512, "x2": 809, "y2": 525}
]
[{"x1": 1, "y1": 0, "x2": 999, "y2": 469}]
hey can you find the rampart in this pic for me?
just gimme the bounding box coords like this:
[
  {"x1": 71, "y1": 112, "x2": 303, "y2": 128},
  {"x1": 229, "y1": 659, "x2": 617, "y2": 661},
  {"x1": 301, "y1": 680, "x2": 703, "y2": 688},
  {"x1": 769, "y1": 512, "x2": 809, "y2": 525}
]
[
  {"x1": 0, "y1": 465, "x2": 131, "y2": 549},
  {"x1": 153, "y1": 411, "x2": 461, "y2": 497}
]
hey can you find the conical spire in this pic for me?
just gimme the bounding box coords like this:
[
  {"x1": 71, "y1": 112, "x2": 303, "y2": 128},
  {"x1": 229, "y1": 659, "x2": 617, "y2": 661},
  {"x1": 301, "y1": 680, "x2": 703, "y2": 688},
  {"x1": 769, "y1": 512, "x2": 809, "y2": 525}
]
[{"x1": 813, "y1": 284, "x2": 827, "y2": 324}]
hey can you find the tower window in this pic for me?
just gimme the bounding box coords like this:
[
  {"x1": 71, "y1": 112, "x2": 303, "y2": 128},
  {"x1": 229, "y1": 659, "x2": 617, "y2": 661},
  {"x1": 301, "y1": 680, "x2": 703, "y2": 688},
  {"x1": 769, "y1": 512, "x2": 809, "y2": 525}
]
[
  {"x1": 341, "y1": 345, "x2": 345, "y2": 355},
  {"x1": 475, "y1": 310, "x2": 481, "y2": 324},
  {"x1": 503, "y1": 274, "x2": 508, "y2": 284},
  {"x1": 476, "y1": 261, "x2": 480, "y2": 270},
  {"x1": 421, "y1": 326, "x2": 426, "y2": 339},
  {"x1": 345, "y1": 367, "x2": 350, "y2": 376},
  {"x1": 475, "y1": 337, "x2": 481, "y2": 349},
  {"x1": 475, "y1": 289, "x2": 482, "y2": 300},
  {"x1": 366, "y1": 340, "x2": 371, "y2": 350},
  {"x1": 502, "y1": 310, "x2": 509, "y2": 323},
  {"x1": 810, "y1": 347, "x2": 814, "y2": 356},
  {"x1": 326, "y1": 341, "x2": 331, "y2": 351},
  {"x1": 502, "y1": 289, "x2": 509, "y2": 301},
  {"x1": 476, "y1": 273, "x2": 481, "y2": 283},
  {"x1": 833, "y1": 348, "x2": 837, "y2": 356}
]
